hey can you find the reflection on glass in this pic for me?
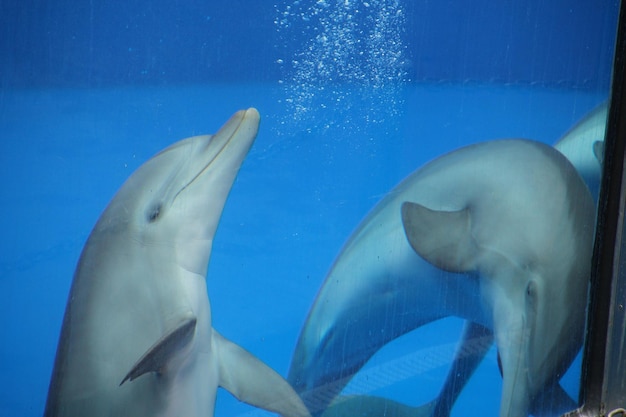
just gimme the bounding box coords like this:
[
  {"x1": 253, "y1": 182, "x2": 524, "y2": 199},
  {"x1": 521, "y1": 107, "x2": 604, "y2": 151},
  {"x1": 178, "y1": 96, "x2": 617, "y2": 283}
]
[{"x1": 604, "y1": 168, "x2": 626, "y2": 409}]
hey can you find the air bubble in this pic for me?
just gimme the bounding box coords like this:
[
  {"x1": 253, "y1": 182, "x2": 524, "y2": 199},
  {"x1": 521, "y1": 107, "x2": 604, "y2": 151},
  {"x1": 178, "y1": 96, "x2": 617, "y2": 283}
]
[{"x1": 275, "y1": 0, "x2": 407, "y2": 132}]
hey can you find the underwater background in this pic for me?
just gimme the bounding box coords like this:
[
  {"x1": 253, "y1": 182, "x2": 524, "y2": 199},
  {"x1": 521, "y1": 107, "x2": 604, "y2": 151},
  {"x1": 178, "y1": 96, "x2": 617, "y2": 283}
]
[{"x1": 0, "y1": 0, "x2": 619, "y2": 416}]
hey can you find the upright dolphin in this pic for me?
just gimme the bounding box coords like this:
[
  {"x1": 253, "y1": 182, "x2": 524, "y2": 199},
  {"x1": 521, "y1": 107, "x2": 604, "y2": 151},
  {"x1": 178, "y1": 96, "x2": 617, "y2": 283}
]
[
  {"x1": 288, "y1": 139, "x2": 594, "y2": 417},
  {"x1": 45, "y1": 109, "x2": 310, "y2": 417}
]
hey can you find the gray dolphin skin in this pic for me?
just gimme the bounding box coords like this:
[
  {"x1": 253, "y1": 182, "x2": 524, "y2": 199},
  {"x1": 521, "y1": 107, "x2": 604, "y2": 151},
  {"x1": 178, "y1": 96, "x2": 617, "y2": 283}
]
[
  {"x1": 395, "y1": 101, "x2": 609, "y2": 417},
  {"x1": 44, "y1": 108, "x2": 310, "y2": 417},
  {"x1": 554, "y1": 101, "x2": 607, "y2": 203},
  {"x1": 409, "y1": 101, "x2": 609, "y2": 417},
  {"x1": 288, "y1": 139, "x2": 594, "y2": 417}
]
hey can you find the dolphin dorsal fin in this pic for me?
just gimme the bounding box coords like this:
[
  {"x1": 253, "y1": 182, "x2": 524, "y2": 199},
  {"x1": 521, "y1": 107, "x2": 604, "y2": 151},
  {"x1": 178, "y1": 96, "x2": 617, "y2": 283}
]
[
  {"x1": 213, "y1": 330, "x2": 311, "y2": 417},
  {"x1": 120, "y1": 317, "x2": 197, "y2": 385},
  {"x1": 401, "y1": 201, "x2": 479, "y2": 273},
  {"x1": 593, "y1": 140, "x2": 604, "y2": 164}
]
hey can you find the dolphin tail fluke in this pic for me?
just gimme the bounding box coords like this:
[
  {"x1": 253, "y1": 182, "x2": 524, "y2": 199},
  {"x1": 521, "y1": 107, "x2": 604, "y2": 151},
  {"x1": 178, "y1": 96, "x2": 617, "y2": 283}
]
[{"x1": 213, "y1": 330, "x2": 311, "y2": 417}]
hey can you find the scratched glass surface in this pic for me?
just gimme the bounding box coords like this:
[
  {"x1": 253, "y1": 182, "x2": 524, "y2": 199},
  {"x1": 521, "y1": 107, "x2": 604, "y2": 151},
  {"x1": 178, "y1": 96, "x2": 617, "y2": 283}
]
[{"x1": 0, "y1": 1, "x2": 618, "y2": 416}]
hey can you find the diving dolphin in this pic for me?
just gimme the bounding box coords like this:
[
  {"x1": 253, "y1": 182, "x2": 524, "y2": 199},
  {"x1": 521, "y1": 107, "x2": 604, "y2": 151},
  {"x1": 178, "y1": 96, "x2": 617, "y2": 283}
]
[
  {"x1": 45, "y1": 108, "x2": 310, "y2": 417},
  {"x1": 288, "y1": 139, "x2": 594, "y2": 417},
  {"x1": 289, "y1": 102, "x2": 608, "y2": 417},
  {"x1": 384, "y1": 101, "x2": 610, "y2": 417},
  {"x1": 404, "y1": 101, "x2": 609, "y2": 417},
  {"x1": 406, "y1": 101, "x2": 609, "y2": 417}
]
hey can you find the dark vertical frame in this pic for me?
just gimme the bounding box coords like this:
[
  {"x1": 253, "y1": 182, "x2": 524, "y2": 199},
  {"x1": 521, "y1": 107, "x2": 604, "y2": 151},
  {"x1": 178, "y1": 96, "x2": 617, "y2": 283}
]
[{"x1": 568, "y1": 1, "x2": 626, "y2": 415}]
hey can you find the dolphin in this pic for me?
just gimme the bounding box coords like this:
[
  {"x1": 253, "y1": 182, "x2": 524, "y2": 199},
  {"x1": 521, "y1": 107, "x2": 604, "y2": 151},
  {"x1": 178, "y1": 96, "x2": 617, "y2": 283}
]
[
  {"x1": 44, "y1": 108, "x2": 310, "y2": 417},
  {"x1": 288, "y1": 139, "x2": 594, "y2": 417},
  {"x1": 554, "y1": 101, "x2": 607, "y2": 203},
  {"x1": 289, "y1": 102, "x2": 608, "y2": 417},
  {"x1": 381, "y1": 101, "x2": 609, "y2": 417},
  {"x1": 404, "y1": 101, "x2": 609, "y2": 417}
]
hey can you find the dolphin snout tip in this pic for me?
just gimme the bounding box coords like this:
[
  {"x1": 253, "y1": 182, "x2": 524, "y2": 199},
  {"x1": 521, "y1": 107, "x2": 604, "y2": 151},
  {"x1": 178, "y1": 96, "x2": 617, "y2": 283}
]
[
  {"x1": 235, "y1": 107, "x2": 261, "y2": 132},
  {"x1": 245, "y1": 107, "x2": 260, "y2": 119},
  {"x1": 233, "y1": 107, "x2": 260, "y2": 124},
  {"x1": 226, "y1": 108, "x2": 260, "y2": 127}
]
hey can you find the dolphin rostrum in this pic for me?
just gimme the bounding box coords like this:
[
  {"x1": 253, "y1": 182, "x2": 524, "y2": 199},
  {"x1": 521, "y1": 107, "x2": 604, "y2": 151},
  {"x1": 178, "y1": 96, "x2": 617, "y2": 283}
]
[
  {"x1": 44, "y1": 108, "x2": 310, "y2": 417},
  {"x1": 288, "y1": 139, "x2": 594, "y2": 417}
]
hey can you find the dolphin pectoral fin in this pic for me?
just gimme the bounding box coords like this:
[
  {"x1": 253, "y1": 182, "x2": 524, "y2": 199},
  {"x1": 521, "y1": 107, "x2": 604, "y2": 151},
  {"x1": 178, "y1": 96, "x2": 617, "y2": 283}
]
[
  {"x1": 120, "y1": 317, "x2": 197, "y2": 385},
  {"x1": 213, "y1": 330, "x2": 311, "y2": 417},
  {"x1": 401, "y1": 202, "x2": 478, "y2": 273}
]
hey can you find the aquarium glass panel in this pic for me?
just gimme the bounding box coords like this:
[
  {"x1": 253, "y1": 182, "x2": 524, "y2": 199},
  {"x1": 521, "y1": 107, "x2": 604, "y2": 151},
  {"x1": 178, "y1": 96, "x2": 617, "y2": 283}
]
[{"x1": 0, "y1": 1, "x2": 620, "y2": 416}]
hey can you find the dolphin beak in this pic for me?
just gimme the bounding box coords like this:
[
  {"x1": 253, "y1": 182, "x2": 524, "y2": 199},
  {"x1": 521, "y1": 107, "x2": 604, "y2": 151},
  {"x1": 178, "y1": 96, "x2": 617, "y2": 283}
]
[
  {"x1": 173, "y1": 108, "x2": 260, "y2": 200},
  {"x1": 215, "y1": 108, "x2": 260, "y2": 147},
  {"x1": 202, "y1": 107, "x2": 260, "y2": 172}
]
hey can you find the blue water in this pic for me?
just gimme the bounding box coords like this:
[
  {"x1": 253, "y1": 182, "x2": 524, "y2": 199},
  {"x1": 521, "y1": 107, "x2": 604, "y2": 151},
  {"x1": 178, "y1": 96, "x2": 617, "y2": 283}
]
[
  {"x1": 1, "y1": 0, "x2": 618, "y2": 88},
  {"x1": 0, "y1": 0, "x2": 619, "y2": 415},
  {"x1": 0, "y1": 82, "x2": 606, "y2": 416}
]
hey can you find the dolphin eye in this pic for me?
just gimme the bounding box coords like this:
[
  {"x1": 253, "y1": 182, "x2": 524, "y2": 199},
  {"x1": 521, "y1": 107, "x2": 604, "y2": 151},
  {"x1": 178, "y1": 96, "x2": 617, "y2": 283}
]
[
  {"x1": 525, "y1": 280, "x2": 538, "y2": 314},
  {"x1": 147, "y1": 204, "x2": 162, "y2": 223},
  {"x1": 526, "y1": 280, "x2": 537, "y2": 298}
]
